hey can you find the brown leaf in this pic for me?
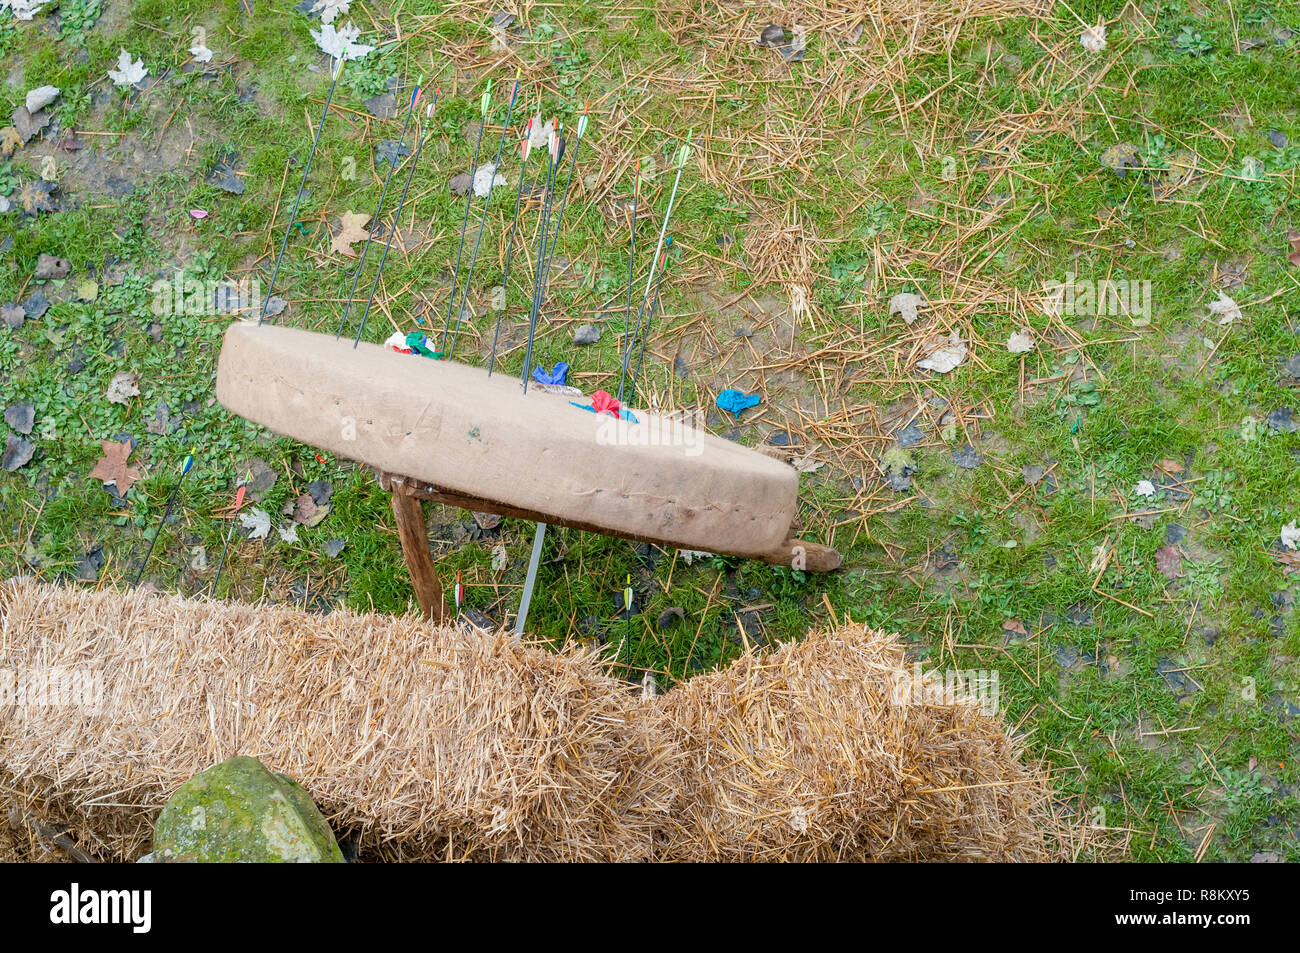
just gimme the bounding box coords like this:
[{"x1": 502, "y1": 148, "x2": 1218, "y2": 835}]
[
  {"x1": 292, "y1": 493, "x2": 330, "y2": 527},
  {"x1": 88, "y1": 440, "x2": 142, "y2": 495},
  {"x1": 1003, "y1": 618, "x2": 1028, "y2": 637},
  {"x1": 1156, "y1": 458, "x2": 1184, "y2": 474},
  {"x1": 1275, "y1": 550, "x2": 1300, "y2": 574},
  {"x1": 330, "y1": 211, "x2": 370, "y2": 258},
  {"x1": 1288, "y1": 229, "x2": 1300, "y2": 268},
  {"x1": 1155, "y1": 545, "x2": 1183, "y2": 580},
  {"x1": 16, "y1": 179, "x2": 57, "y2": 214},
  {"x1": 0, "y1": 126, "x2": 21, "y2": 158}
]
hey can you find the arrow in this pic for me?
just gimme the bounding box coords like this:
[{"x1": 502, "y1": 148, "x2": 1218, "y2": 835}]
[
  {"x1": 487, "y1": 113, "x2": 538, "y2": 376},
  {"x1": 131, "y1": 451, "x2": 196, "y2": 589},
  {"x1": 440, "y1": 79, "x2": 493, "y2": 351},
  {"x1": 533, "y1": 104, "x2": 589, "y2": 327},
  {"x1": 208, "y1": 473, "x2": 249, "y2": 598},
  {"x1": 618, "y1": 160, "x2": 641, "y2": 395},
  {"x1": 261, "y1": 57, "x2": 345, "y2": 325},
  {"x1": 627, "y1": 236, "x2": 672, "y2": 406},
  {"x1": 520, "y1": 118, "x2": 562, "y2": 392},
  {"x1": 446, "y1": 70, "x2": 522, "y2": 360},
  {"x1": 354, "y1": 95, "x2": 439, "y2": 348},
  {"x1": 618, "y1": 132, "x2": 691, "y2": 401},
  {"x1": 336, "y1": 80, "x2": 424, "y2": 340}
]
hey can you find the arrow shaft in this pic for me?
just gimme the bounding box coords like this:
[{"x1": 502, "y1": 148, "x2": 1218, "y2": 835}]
[
  {"x1": 487, "y1": 134, "x2": 534, "y2": 377},
  {"x1": 447, "y1": 79, "x2": 521, "y2": 360},
  {"x1": 261, "y1": 59, "x2": 344, "y2": 325},
  {"x1": 131, "y1": 467, "x2": 191, "y2": 588},
  {"x1": 441, "y1": 92, "x2": 492, "y2": 350},
  {"x1": 336, "y1": 84, "x2": 421, "y2": 339},
  {"x1": 354, "y1": 112, "x2": 433, "y2": 348}
]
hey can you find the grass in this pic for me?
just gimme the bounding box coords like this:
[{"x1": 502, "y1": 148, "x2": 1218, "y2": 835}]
[{"x1": 1, "y1": 0, "x2": 1299, "y2": 861}]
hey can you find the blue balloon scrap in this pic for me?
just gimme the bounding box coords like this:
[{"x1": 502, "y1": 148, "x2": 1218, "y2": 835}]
[
  {"x1": 717, "y1": 389, "x2": 761, "y2": 418},
  {"x1": 532, "y1": 362, "x2": 569, "y2": 387}
]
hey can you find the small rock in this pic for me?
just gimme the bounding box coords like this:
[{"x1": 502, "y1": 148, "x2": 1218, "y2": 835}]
[
  {"x1": 208, "y1": 163, "x2": 244, "y2": 195},
  {"x1": 672, "y1": 354, "x2": 690, "y2": 378},
  {"x1": 153, "y1": 756, "x2": 343, "y2": 863},
  {"x1": 324, "y1": 538, "x2": 346, "y2": 558},
  {"x1": 1282, "y1": 355, "x2": 1300, "y2": 379},
  {"x1": 1251, "y1": 851, "x2": 1281, "y2": 863},
  {"x1": 1266, "y1": 408, "x2": 1299, "y2": 433},
  {"x1": 572, "y1": 323, "x2": 601, "y2": 345},
  {"x1": 733, "y1": 326, "x2": 753, "y2": 338},
  {"x1": 1165, "y1": 523, "x2": 1187, "y2": 544},
  {"x1": 1266, "y1": 130, "x2": 1288, "y2": 149},
  {"x1": 22, "y1": 290, "x2": 48, "y2": 319},
  {"x1": 952, "y1": 444, "x2": 983, "y2": 469},
  {"x1": 896, "y1": 421, "x2": 925, "y2": 447},
  {"x1": 2, "y1": 303, "x2": 24, "y2": 329},
  {"x1": 448, "y1": 172, "x2": 472, "y2": 197},
  {"x1": 363, "y1": 92, "x2": 397, "y2": 120},
  {"x1": 12, "y1": 106, "x2": 50, "y2": 143},
  {"x1": 25, "y1": 86, "x2": 60, "y2": 113},
  {"x1": 236, "y1": 456, "x2": 278, "y2": 500},
  {"x1": 2, "y1": 435, "x2": 35, "y2": 471},
  {"x1": 460, "y1": 608, "x2": 495, "y2": 632},
  {"x1": 656, "y1": 606, "x2": 686, "y2": 629},
  {"x1": 757, "y1": 24, "x2": 785, "y2": 47},
  {"x1": 5, "y1": 403, "x2": 35, "y2": 434},
  {"x1": 375, "y1": 139, "x2": 410, "y2": 166},
  {"x1": 307, "y1": 479, "x2": 333, "y2": 506},
  {"x1": 74, "y1": 548, "x2": 104, "y2": 582}
]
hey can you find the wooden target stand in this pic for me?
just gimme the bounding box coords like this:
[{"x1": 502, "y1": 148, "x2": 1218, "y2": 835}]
[{"x1": 377, "y1": 469, "x2": 842, "y2": 625}]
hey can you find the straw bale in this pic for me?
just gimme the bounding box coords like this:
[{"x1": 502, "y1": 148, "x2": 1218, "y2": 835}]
[
  {"x1": 0, "y1": 581, "x2": 1072, "y2": 861},
  {"x1": 657, "y1": 627, "x2": 1061, "y2": 860}
]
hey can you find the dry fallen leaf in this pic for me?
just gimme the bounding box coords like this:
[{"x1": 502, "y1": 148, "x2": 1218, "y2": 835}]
[
  {"x1": 105, "y1": 371, "x2": 140, "y2": 405},
  {"x1": 491, "y1": 543, "x2": 507, "y2": 572},
  {"x1": 888, "y1": 292, "x2": 926, "y2": 325},
  {"x1": 1080, "y1": 23, "x2": 1107, "y2": 53},
  {"x1": 917, "y1": 332, "x2": 967, "y2": 374},
  {"x1": 1208, "y1": 292, "x2": 1241, "y2": 325},
  {"x1": 0, "y1": 126, "x2": 22, "y2": 159},
  {"x1": 792, "y1": 451, "x2": 823, "y2": 473},
  {"x1": 330, "y1": 211, "x2": 371, "y2": 257},
  {"x1": 1288, "y1": 229, "x2": 1300, "y2": 268},
  {"x1": 1282, "y1": 520, "x2": 1300, "y2": 551},
  {"x1": 1155, "y1": 545, "x2": 1183, "y2": 580},
  {"x1": 88, "y1": 440, "x2": 143, "y2": 495},
  {"x1": 1006, "y1": 330, "x2": 1035, "y2": 354},
  {"x1": 108, "y1": 49, "x2": 149, "y2": 88},
  {"x1": 239, "y1": 507, "x2": 271, "y2": 540},
  {"x1": 311, "y1": 21, "x2": 374, "y2": 61}
]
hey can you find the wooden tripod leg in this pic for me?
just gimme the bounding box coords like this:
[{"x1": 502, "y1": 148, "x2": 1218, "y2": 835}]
[{"x1": 390, "y1": 489, "x2": 447, "y2": 622}]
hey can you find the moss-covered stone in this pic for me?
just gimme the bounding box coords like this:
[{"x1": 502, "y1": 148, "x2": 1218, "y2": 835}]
[{"x1": 153, "y1": 756, "x2": 343, "y2": 863}]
